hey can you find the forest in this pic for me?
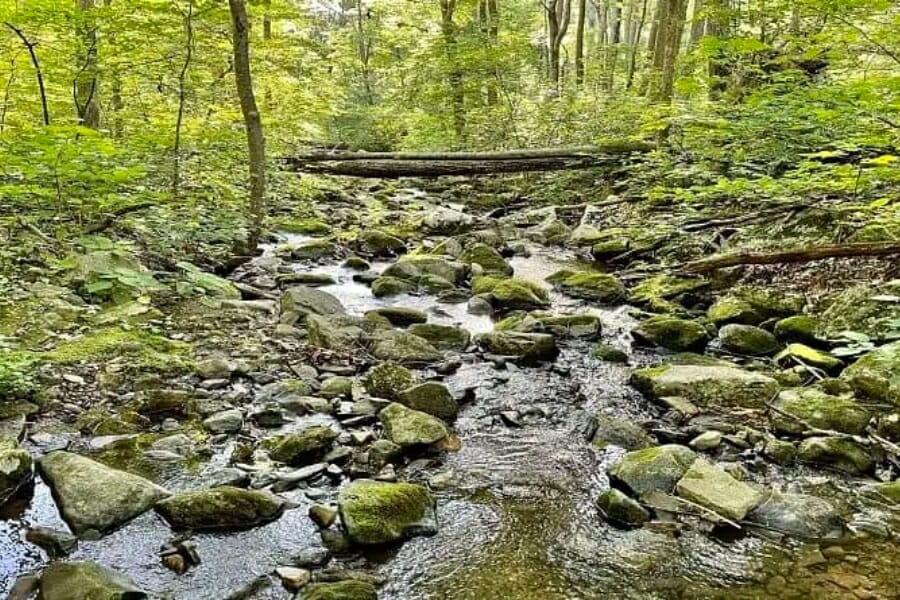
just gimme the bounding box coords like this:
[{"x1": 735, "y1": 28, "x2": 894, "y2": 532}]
[{"x1": 0, "y1": 0, "x2": 899, "y2": 598}]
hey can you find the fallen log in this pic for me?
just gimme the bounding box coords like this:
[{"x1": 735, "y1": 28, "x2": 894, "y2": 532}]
[{"x1": 678, "y1": 241, "x2": 900, "y2": 274}]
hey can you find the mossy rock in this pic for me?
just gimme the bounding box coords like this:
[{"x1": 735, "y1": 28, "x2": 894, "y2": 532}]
[
  {"x1": 0, "y1": 444, "x2": 32, "y2": 503},
  {"x1": 591, "y1": 344, "x2": 629, "y2": 363},
  {"x1": 343, "y1": 256, "x2": 372, "y2": 271},
  {"x1": 370, "y1": 330, "x2": 443, "y2": 364},
  {"x1": 386, "y1": 255, "x2": 466, "y2": 285},
  {"x1": 771, "y1": 388, "x2": 870, "y2": 435},
  {"x1": 398, "y1": 382, "x2": 458, "y2": 420},
  {"x1": 476, "y1": 331, "x2": 559, "y2": 364},
  {"x1": 360, "y1": 230, "x2": 406, "y2": 256},
  {"x1": 288, "y1": 239, "x2": 338, "y2": 260},
  {"x1": 379, "y1": 402, "x2": 449, "y2": 447},
  {"x1": 0, "y1": 349, "x2": 38, "y2": 400},
  {"x1": 264, "y1": 427, "x2": 338, "y2": 465},
  {"x1": 154, "y1": 486, "x2": 285, "y2": 531},
  {"x1": 818, "y1": 282, "x2": 900, "y2": 339},
  {"x1": 774, "y1": 315, "x2": 822, "y2": 346},
  {"x1": 489, "y1": 279, "x2": 550, "y2": 312},
  {"x1": 276, "y1": 273, "x2": 337, "y2": 287},
  {"x1": 557, "y1": 272, "x2": 626, "y2": 304},
  {"x1": 629, "y1": 275, "x2": 708, "y2": 306},
  {"x1": 458, "y1": 243, "x2": 512, "y2": 276},
  {"x1": 471, "y1": 275, "x2": 508, "y2": 295},
  {"x1": 775, "y1": 344, "x2": 843, "y2": 373},
  {"x1": 407, "y1": 324, "x2": 471, "y2": 352},
  {"x1": 842, "y1": 341, "x2": 900, "y2": 403},
  {"x1": 38, "y1": 561, "x2": 147, "y2": 600},
  {"x1": 371, "y1": 276, "x2": 415, "y2": 298},
  {"x1": 301, "y1": 581, "x2": 378, "y2": 600},
  {"x1": 608, "y1": 444, "x2": 697, "y2": 496},
  {"x1": 133, "y1": 389, "x2": 196, "y2": 422},
  {"x1": 632, "y1": 316, "x2": 710, "y2": 352},
  {"x1": 545, "y1": 269, "x2": 577, "y2": 286},
  {"x1": 718, "y1": 324, "x2": 780, "y2": 356},
  {"x1": 596, "y1": 489, "x2": 649, "y2": 528},
  {"x1": 338, "y1": 479, "x2": 437, "y2": 545},
  {"x1": 306, "y1": 314, "x2": 374, "y2": 351},
  {"x1": 797, "y1": 436, "x2": 873, "y2": 474},
  {"x1": 364, "y1": 363, "x2": 417, "y2": 400},
  {"x1": 273, "y1": 217, "x2": 332, "y2": 235},
  {"x1": 280, "y1": 286, "x2": 346, "y2": 324},
  {"x1": 707, "y1": 297, "x2": 762, "y2": 326},
  {"x1": 674, "y1": 458, "x2": 763, "y2": 521},
  {"x1": 419, "y1": 274, "x2": 457, "y2": 293},
  {"x1": 498, "y1": 313, "x2": 602, "y2": 340},
  {"x1": 592, "y1": 413, "x2": 654, "y2": 450},
  {"x1": 631, "y1": 364, "x2": 780, "y2": 408},
  {"x1": 366, "y1": 307, "x2": 428, "y2": 327},
  {"x1": 709, "y1": 289, "x2": 803, "y2": 326},
  {"x1": 177, "y1": 261, "x2": 240, "y2": 299},
  {"x1": 320, "y1": 376, "x2": 354, "y2": 399},
  {"x1": 45, "y1": 328, "x2": 193, "y2": 374}
]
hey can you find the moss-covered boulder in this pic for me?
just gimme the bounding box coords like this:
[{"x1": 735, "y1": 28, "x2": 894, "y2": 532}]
[
  {"x1": 371, "y1": 276, "x2": 415, "y2": 298},
  {"x1": 718, "y1": 324, "x2": 780, "y2": 356},
  {"x1": 747, "y1": 492, "x2": 844, "y2": 539},
  {"x1": 360, "y1": 230, "x2": 406, "y2": 256},
  {"x1": 775, "y1": 344, "x2": 843, "y2": 373},
  {"x1": 155, "y1": 486, "x2": 285, "y2": 531},
  {"x1": 797, "y1": 436, "x2": 872, "y2": 474},
  {"x1": 370, "y1": 330, "x2": 443, "y2": 364},
  {"x1": 773, "y1": 315, "x2": 822, "y2": 346},
  {"x1": 629, "y1": 274, "x2": 708, "y2": 307},
  {"x1": 631, "y1": 364, "x2": 779, "y2": 408},
  {"x1": 366, "y1": 307, "x2": 428, "y2": 327},
  {"x1": 596, "y1": 489, "x2": 649, "y2": 528},
  {"x1": 385, "y1": 255, "x2": 466, "y2": 285},
  {"x1": 289, "y1": 239, "x2": 338, "y2": 260},
  {"x1": 307, "y1": 314, "x2": 374, "y2": 351},
  {"x1": 38, "y1": 561, "x2": 147, "y2": 600},
  {"x1": 338, "y1": 479, "x2": 437, "y2": 545},
  {"x1": 364, "y1": 363, "x2": 417, "y2": 400},
  {"x1": 842, "y1": 341, "x2": 900, "y2": 403},
  {"x1": 592, "y1": 414, "x2": 655, "y2": 450},
  {"x1": 176, "y1": 261, "x2": 240, "y2": 299},
  {"x1": 320, "y1": 376, "x2": 354, "y2": 399},
  {"x1": 38, "y1": 452, "x2": 170, "y2": 536},
  {"x1": 264, "y1": 427, "x2": 338, "y2": 465},
  {"x1": 632, "y1": 316, "x2": 710, "y2": 352},
  {"x1": 674, "y1": 459, "x2": 763, "y2": 521},
  {"x1": 707, "y1": 297, "x2": 762, "y2": 326},
  {"x1": 498, "y1": 313, "x2": 602, "y2": 340},
  {"x1": 379, "y1": 403, "x2": 449, "y2": 447},
  {"x1": 407, "y1": 323, "x2": 471, "y2": 352},
  {"x1": 398, "y1": 382, "x2": 458, "y2": 420},
  {"x1": 280, "y1": 286, "x2": 346, "y2": 325},
  {"x1": 343, "y1": 256, "x2": 371, "y2": 271},
  {"x1": 557, "y1": 272, "x2": 626, "y2": 304},
  {"x1": 818, "y1": 282, "x2": 900, "y2": 339},
  {"x1": 0, "y1": 440, "x2": 32, "y2": 503},
  {"x1": 608, "y1": 445, "x2": 697, "y2": 496},
  {"x1": 301, "y1": 581, "x2": 378, "y2": 600},
  {"x1": 771, "y1": 388, "x2": 871, "y2": 435},
  {"x1": 476, "y1": 331, "x2": 559, "y2": 364},
  {"x1": 133, "y1": 389, "x2": 196, "y2": 422},
  {"x1": 45, "y1": 327, "x2": 192, "y2": 374},
  {"x1": 459, "y1": 243, "x2": 513, "y2": 276},
  {"x1": 489, "y1": 279, "x2": 551, "y2": 312},
  {"x1": 591, "y1": 344, "x2": 630, "y2": 363}
]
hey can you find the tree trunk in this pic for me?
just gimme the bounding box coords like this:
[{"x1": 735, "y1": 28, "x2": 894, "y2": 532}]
[
  {"x1": 228, "y1": 0, "x2": 267, "y2": 250},
  {"x1": 679, "y1": 242, "x2": 900, "y2": 274},
  {"x1": 478, "y1": 0, "x2": 500, "y2": 103},
  {"x1": 689, "y1": 0, "x2": 705, "y2": 47},
  {"x1": 625, "y1": 0, "x2": 649, "y2": 89},
  {"x1": 75, "y1": 0, "x2": 101, "y2": 129},
  {"x1": 604, "y1": 0, "x2": 622, "y2": 91},
  {"x1": 546, "y1": 0, "x2": 571, "y2": 92},
  {"x1": 648, "y1": 0, "x2": 687, "y2": 102},
  {"x1": 575, "y1": 0, "x2": 587, "y2": 85},
  {"x1": 104, "y1": 0, "x2": 124, "y2": 136},
  {"x1": 706, "y1": 0, "x2": 730, "y2": 99},
  {"x1": 440, "y1": 0, "x2": 465, "y2": 142},
  {"x1": 4, "y1": 23, "x2": 49, "y2": 125},
  {"x1": 357, "y1": 0, "x2": 374, "y2": 105},
  {"x1": 173, "y1": 1, "x2": 194, "y2": 199}
]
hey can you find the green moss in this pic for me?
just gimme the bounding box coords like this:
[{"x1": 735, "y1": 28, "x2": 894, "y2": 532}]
[
  {"x1": 338, "y1": 479, "x2": 435, "y2": 545},
  {"x1": 264, "y1": 426, "x2": 338, "y2": 465},
  {"x1": 471, "y1": 275, "x2": 508, "y2": 295},
  {"x1": 775, "y1": 343, "x2": 843, "y2": 373},
  {"x1": 273, "y1": 216, "x2": 332, "y2": 235},
  {"x1": 90, "y1": 432, "x2": 162, "y2": 478},
  {"x1": 155, "y1": 486, "x2": 285, "y2": 531},
  {"x1": 45, "y1": 327, "x2": 193, "y2": 373},
  {"x1": 629, "y1": 274, "x2": 707, "y2": 305},
  {"x1": 632, "y1": 315, "x2": 710, "y2": 352},
  {"x1": 558, "y1": 272, "x2": 626, "y2": 304},
  {"x1": 301, "y1": 581, "x2": 378, "y2": 600},
  {"x1": 0, "y1": 349, "x2": 38, "y2": 399},
  {"x1": 490, "y1": 279, "x2": 551, "y2": 311},
  {"x1": 364, "y1": 362, "x2": 417, "y2": 400},
  {"x1": 371, "y1": 276, "x2": 415, "y2": 298},
  {"x1": 458, "y1": 243, "x2": 512, "y2": 275}
]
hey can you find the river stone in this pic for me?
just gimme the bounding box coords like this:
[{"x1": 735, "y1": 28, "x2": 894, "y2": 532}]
[
  {"x1": 320, "y1": 376, "x2": 354, "y2": 399},
  {"x1": 632, "y1": 316, "x2": 710, "y2": 352},
  {"x1": 596, "y1": 489, "x2": 650, "y2": 528},
  {"x1": 592, "y1": 414, "x2": 655, "y2": 450},
  {"x1": 38, "y1": 452, "x2": 169, "y2": 536},
  {"x1": 771, "y1": 388, "x2": 870, "y2": 435},
  {"x1": 371, "y1": 276, "x2": 415, "y2": 297},
  {"x1": 155, "y1": 486, "x2": 285, "y2": 531},
  {"x1": 631, "y1": 364, "x2": 779, "y2": 408},
  {"x1": 863, "y1": 481, "x2": 900, "y2": 504},
  {"x1": 609, "y1": 445, "x2": 697, "y2": 496},
  {"x1": 343, "y1": 256, "x2": 371, "y2": 270},
  {"x1": 38, "y1": 561, "x2": 147, "y2": 600},
  {"x1": 195, "y1": 357, "x2": 232, "y2": 380},
  {"x1": 798, "y1": 436, "x2": 873, "y2": 474},
  {"x1": 774, "y1": 315, "x2": 821, "y2": 346},
  {"x1": 747, "y1": 492, "x2": 844, "y2": 539},
  {"x1": 719, "y1": 324, "x2": 780, "y2": 356},
  {"x1": 423, "y1": 206, "x2": 474, "y2": 235},
  {"x1": 557, "y1": 272, "x2": 626, "y2": 304},
  {"x1": 385, "y1": 255, "x2": 466, "y2": 285},
  {"x1": 366, "y1": 307, "x2": 428, "y2": 327},
  {"x1": 459, "y1": 243, "x2": 512, "y2": 275},
  {"x1": 488, "y1": 278, "x2": 551, "y2": 312},
  {"x1": 289, "y1": 239, "x2": 336, "y2": 260},
  {"x1": 842, "y1": 341, "x2": 900, "y2": 404},
  {"x1": 0, "y1": 439, "x2": 32, "y2": 503},
  {"x1": 265, "y1": 427, "x2": 338, "y2": 466},
  {"x1": 500, "y1": 313, "x2": 602, "y2": 340},
  {"x1": 360, "y1": 230, "x2": 406, "y2": 256},
  {"x1": 398, "y1": 382, "x2": 458, "y2": 420},
  {"x1": 380, "y1": 402, "x2": 448, "y2": 447},
  {"x1": 338, "y1": 479, "x2": 437, "y2": 545},
  {"x1": 591, "y1": 344, "x2": 629, "y2": 363},
  {"x1": 675, "y1": 459, "x2": 763, "y2": 521},
  {"x1": 307, "y1": 314, "x2": 373, "y2": 351},
  {"x1": 301, "y1": 580, "x2": 378, "y2": 600},
  {"x1": 407, "y1": 323, "x2": 471, "y2": 352},
  {"x1": 364, "y1": 363, "x2": 417, "y2": 400},
  {"x1": 370, "y1": 330, "x2": 443, "y2": 364},
  {"x1": 280, "y1": 286, "x2": 346, "y2": 325},
  {"x1": 476, "y1": 331, "x2": 559, "y2": 364},
  {"x1": 775, "y1": 344, "x2": 843, "y2": 373},
  {"x1": 707, "y1": 297, "x2": 763, "y2": 326},
  {"x1": 202, "y1": 409, "x2": 243, "y2": 434}
]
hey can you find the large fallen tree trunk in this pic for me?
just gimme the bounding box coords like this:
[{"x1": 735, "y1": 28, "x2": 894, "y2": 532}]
[{"x1": 679, "y1": 242, "x2": 900, "y2": 274}]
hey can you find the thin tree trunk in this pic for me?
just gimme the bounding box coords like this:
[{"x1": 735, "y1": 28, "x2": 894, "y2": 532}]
[
  {"x1": 604, "y1": 0, "x2": 622, "y2": 91},
  {"x1": 479, "y1": 0, "x2": 500, "y2": 104},
  {"x1": 104, "y1": 0, "x2": 124, "y2": 136},
  {"x1": 0, "y1": 53, "x2": 18, "y2": 134},
  {"x1": 689, "y1": 0, "x2": 705, "y2": 47},
  {"x1": 648, "y1": 0, "x2": 687, "y2": 102},
  {"x1": 228, "y1": 0, "x2": 267, "y2": 250},
  {"x1": 575, "y1": 0, "x2": 587, "y2": 85},
  {"x1": 547, "y1": 0, "x2": 571, "y2": 92},
  {"x1": 173, "y1": 1, "x2": 194, "y2": 199},
  {"x1": 626, "y1": 0, "x2": 648, "y2": 89},
  {"x1": 74, "y1": 0, "x2": 101, "y2": 128},
  {"x1": 680, "y1": 242, "x2": 900, "y2": 274},
  {"x1": 440, "y1": 0, "x2": 465, "y2": 142},
  {"x1": 4, "y1": 22, "x2": 50, "y2": 126},
  {"x1": 357, "y1": 0, "x2": 374, "y2": 104}
]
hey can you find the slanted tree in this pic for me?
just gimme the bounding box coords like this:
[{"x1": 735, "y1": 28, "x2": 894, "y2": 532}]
[{"x1": 545, "y1": 0, "x2": 571, "y2": 91}]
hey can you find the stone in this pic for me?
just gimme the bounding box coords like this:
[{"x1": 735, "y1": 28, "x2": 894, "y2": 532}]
[
  {"x1": 320, "y1": 376, "x2": 354, "y2": 399},
  {"x1": 591, "y1": 344, "x2": 630, "y2": 363},
  {"x1": 771, "y1": 388, "x2": 870, "y2": 435},
  {"x1": 499, "y1": 313, "x2": 602, "y2": 340},
  {"x1": 343, "y1": 256, "x2": 371, "y2": 271},
  {"x1": 259, "y1": 379, "x2": 313, "y2": 403},
  {"x1": 385, "y1": 255, "x2": 466, "y2": 285},
  {"x1": 797, "y1": 436, "x2": 872, "y2": 474},
  {"x1": 632, "y1": 316, "x2": 710, "y2": 352},
  {"x1": 467, "y1": 296, "x2": 493, "y2": 315},
  {"x1": 775, "y1": 344, "x2": 843, "y2": 373},
  {"x1": 289, "y1": 239, "x2": 337, "y2": 260},
  {"x1": 275, "y1": 566, "x2": 311, "y2": 592},
  {"x1": 476, "y1": 331, "x2": 559, "y2": 364},
  {"x1": 608, "y1": 445, "x2": 697, "y2": 496},
  {"x1": 747, "y1": 492, "x2": 844, "y2": 539},
  {"x1": 407, "y1": 324, "x2": 471, "y2": 352},
  {"x1": 488, "y1": 278, "x2": 551, "y2": 312},
  {"x1": 675, "y1": 459, "x2": 763, "y2": 521},
  {"x1": 764, "y1": 438, "x2": 796, "y2": 465},
  {"x1": 265, "y1": 427, "x2": 339, "y2": 466},
  {"x1": 371, "y1": 276, "x2": 415, "y2": 298},
  {"x1": 277, "y1": 273, "x2": 337, "y2": 287},
  {"x1": 280, "y1": 286, "x2": 346, "y2": 325},
  {"x1": 195, "y1": 357, "x2": 232, "y2": 380},
  {"x1": 155, "y1": 486, "x2": 285, "y2": 531},
  {"x1": 707, "y1": 297, "x2": 763, "y2": 326},
  {"x1": 718, "y1": 324, "x2": 780, "y2": 356},
  {"x1": 862, "y1": 481, "x2": 900, "y2": 504},
  {"x1": 38, "y1": 561, "x2": 147, "y2": 600},
  {"x1": 370, "y1": 330, "x2": 443, "y2": 364},
  {"x1": 369, "y1": 439, "x2": 402, "y2": 467},
  {"x1": 842, "y1": 341, "x2": 900, "y2": 404},
  {"x1": 773, "y1": 315, "x2": 821, "y2": 346},
  {"x1": 557, "y1": 272, "x2": 626, "y2": 304},
  {"x1": 596, "y1": 489, "x2": 650, "y2": 528},
  {"x1": 459, "y1": 243, "x2": 512, "y2": 275},
  {"x1": 360, "y1": 230, "x2": 406, "y2": 256},
  {"x1": 689, "y1": 431, "x2": 723, "y2": 450},
  {"x1": 38, "y1": 452, "x2": 169, "y2": 536},
  {"x1": 202, "y1": 409, "x2": 243, "y2": 434},
  {"x1": 631, "y1": 364, "x2": 779, "y2": 409},
  {"x1": 338, "y1": 479, "x2": 437, "y2": 545},
  {"x1": 0, "y1": 441, "x2": 32, "y2": 503},
  {"x1": 364, "y1": 363, "x2": 416, "y2": 400},
  {"x1": 133, "y1": 389, "x2": 196, "y2": 421},
  {"x1": 379, "y1": 403, "x2": 449, "y2": 447},
  {"x1": 423, "y1": 206, "x2": 474, "y2": 235},
  {"x1": 25, "y1": 526, "x2": 78, "y2": 558},
  {"x1": 591, "y1": 414, "x2": 655, "y2": 450},
  {"x1": 366, "y1": 307, "x2": 428, "y2": 327},
  {"x1": 398, "y1": 382, "x2": 458, "y2": 420},
  {"x1": 307, "y1": 314, "x2": 373, "y2": 352},
  {"x1": 301, "y1": 581, "x2": 378, "y2": 600},
  {"x1": 309, "y1": 504, "x2": 339, "y2": 529},
  {"x1": 818, "y1": 281, "x2": 900, "y2": 339}
]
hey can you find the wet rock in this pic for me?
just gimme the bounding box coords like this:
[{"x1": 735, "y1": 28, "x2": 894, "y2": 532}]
[
  {"x1": 288, "y1": 239, "x2": 337, "y2": 260},
  {"x1": 301, "y1": 580, "x2": 378, "y2": 600},
  {"x1": 556, "y1": 272, "x2": 626, "y2": 304},
  {"x1": 763, "y1": 438, "x2": 796, "y2": 465},
  {"x1": 338, "y1": 479, "x2": 437, "y2": 545},
  {"x1": 707, "y1": 297, "x2": 763, "y2": 326},
  {"x1": 307, "y1": 314, "x2": 374, "y2": 351},
  {"x1": 608, "y1": 444, "x2": 697, "y2": 496},
  {"x1": 476, "y1": 331, "x2": 559, "y2": 364},
  {"x1": 196, "y1": 357, "x2": 233, "y2": 380},
  {"x1": 384, "y1": 255, "x2": 466, "y2": 285},
  {"x1": 499, "y1": 313, "x2": 602, "y2": 340},
  {"x1": 360, "y1": 230, "x2": 406, "y2": 256},
  {"x1": 133, "y1": 389, "x2": 196, "y2": 422},
  {"x1": 596, "y1": 488, "x2": 650, "y2": 528},
  {"x1": 369, "y1": 439, "x2": 402, "y2": 468},
  {"x1": 674, "y1": 459, "x2": 763, "y2": 521},
  {"x1": 398, "y1": 382, "x2": 458, "y2": 420},
  {"x1": 842, "y1": 341, "x2": 900, "y2": 403},
  {"x1": 797, "y1": 436, "x2": 872, "y2": 474},
  {"x1": 25, "y1": 526, "x2": 78, "y2": 558},
  {"x1": 407, "y1": 323, "x2": 471, "y2": 352},
  {"x1": 371, "y1": 276, "x2": 415, "y2": 298},
  {"x1": 38, "y1": 561, "x2": 147, "y2": 600},
  {"x1": 773, "y1": 315, "x2": 821, "y2": 346},
  {"x1": 718, "y1": 324, "x2": 780, "y2": 356},
  {"x1": 459, "y1": 243, "x2": 512, "y2": 276},
  {"x1": 280, "y1": 286, "x2": 346, "y2": 325},
  {"x1": 774, "y1": 344, "x2": 843, "y2": 373},
  {"x1": 198, "y1": 467, "x2": 250, "y2": 489},
  {"x1": 364, "y1": 363, "x2": 416, "y2": 400},
  {"x1": 265, "y1": 427, "x2": 339, "y2": 466},
  {"x1": 423, "y1": 206, "x2": 474, "y2": 235},
  {"x1": 484, "y1": 278, "x2": 550, "y2": 313},
  {"x1": 632, "y1": 316, "x2": 710, "y2": 353},
  {"x1": 343, "y1": 256, "x2": 371, "y2": 271},
  {"x1": 747, "y1": 492, "x2": 844, "y2": 539},
  {"x1": 309, "y1": 504, "x2": 339, "y2": 529},
  {"x1": 320, "y1": 376, "x2": 354, "y2": 399},
  {"x1": 0, "y1": 438, "x2": 32, "y2": 503},
  {"x1": 591, "y1": 344, "x2": 629, "y2": 363},
  {"x1": 771, "y1": 388, "x2": 870, "y2": 435},
  {"x1": 276, "y1": 566, "x2": 311, "y2": 592},
  {"x1": 592, "y1": 414, "x2": 655, "y2": 450},
  {"x1": 366, "y1": 307, "x2": 428, "y2": 327},
  {"x1": 862, "y1": 481, "x2": 900, "y2": 503},
  {"x1": 689, "y1": 431, "x2": 722, "y2": 450},
  {"x1": 155, "y1": 487, "x2": 285, "y2": 531},
  {"x1": 379, "y1": 402, "x2": 449, "y2": 447},
  {"x1": 631, "y1": 364, "x2": 779, "y2": 409},
  {"x1": 203, "y1": 409, "x2": 243, "y2": 434},
  {"x1": 467, "y1": 295, "x2": 493, "y2": 315},
  {"x1": 370, "y1": 330, "x2": 443, "y2": 364},
  {"x1": 251, "y1": 404, "x2": 292, "y2": 428},
  {"x1": 38, "y1": 452, "x2": 169, "y2": 536}
]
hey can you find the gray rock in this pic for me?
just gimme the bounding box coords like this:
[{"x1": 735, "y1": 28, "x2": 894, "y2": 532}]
[
  {"x1": 380, "y1": 403, "x2": 449, "y2": 447},
  {"x1": 338, "y1": 479, "x2": 437, "y2": 545},
  {"x1": 370, "y1": 330, "x2": 443, "y2": 364},
  {"x1": 674, "y1": 459, "x2": 763, "y2": 521},
  {"x1": 280, "y1": 286, "x2": 346, "y2": 325},
  {"x1": 797, "y1": 436, "x2": 873, "y2": 474},
  {"x1": 591, "y1": 414, "x2": 655, "y2": 451},
  {"x1": 398, "y1": 382, "x2": 459, "y2": 420},
  {"x1": 632, "y1": 316, "x2": 710, "y2": 352},
  {"x1": 747, "y1": 492, "x2": 844, "y2": 539},
  {"x1": 38, "y1": 561, "x2": 147, "y2": 600},
  {"x1": 771, "y1": 388, "x2": 870, "y2": 435},
  {"x1": 608, "y1": 445, "x2": 697, "y2": 496},
  {"x1": 476, "y1": 331, "x2": 559, "y2": 364},
  {"x1": 155, "y1": 486, "x2": 285, "y2": 531},
  {"x1": 719, "y1": 324, "x2": 780, "y2": 356},
  {"x1": 631, "y1": 364, "x2": 780, "y2": 409},
  {"x1": 202, "y1": 409, "x2": 243, "y2": 434},
  {"x1": 596, "y1": 489, "x2": 650, "y2": 528},
  {"x1": 0, "y1": 439, "x2": 32, "y2": 503}
]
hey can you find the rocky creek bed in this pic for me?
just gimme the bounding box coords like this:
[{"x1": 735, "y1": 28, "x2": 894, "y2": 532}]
[{"x1": 3, "y1": 185, "x2": 900, "y2": 599}]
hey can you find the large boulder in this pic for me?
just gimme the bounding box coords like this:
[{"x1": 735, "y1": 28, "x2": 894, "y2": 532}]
[
  {"x1": 459, "y1": 243, "x2": 513, "y2": 275},
  {"x1": 366, "y1": 307, "x2": 427, "y2": 327},
  {"x1": 557, "y1": 272, "x2": 626, "y2": 304},
  {"x1": 842, "y1": 341, "x2": 900, "y2": 404},
  {"x1": 155, "y1": 487, "x2": 285, "y2": 531},
  {"x1": 718, "y1": 324, "x2": 780, "y2": 356},
  {"x1": 307, "y1": 314, "x2": 374, "y2": 352},
  {"x1": 360, "y1": 230, "x2": 406, "y2": 256},
  {"x1": 38, "y1": 561, "x2": 147, "y2": 600},
  {"x1": 280, "y1": 286, "x2": 345, "y2": 325},
  {"x1": 370, "y1": 330, "x2": 443, "y2": 364},
  {"x1": 264, "y1": 427, "x2": 338, "y2": 466},
  {"x1": 371, "y1": 276, "x2": 416, "y2": 298},
  {"x1": 797, "y1": 436, "x2": 873, "y2": 474},
  {"x1": 775, "y1": 344, "x2": 843, "y2": 373},
  {"x1": 380, "y1": 403, "x2": 449, "y2": 447},
  {"x1": 746, "y1": 492, "x2": 844, "y2": 539},
  {"x1": 338, "y1": 479, "x2": 437, "y2": 545},
  {"x1": 591, "y1": 414, "x2": 655, "y2": 450},
  {"x1": 773, "y1": 315, "x2": 822, "y2": 346},
  {"x1": 631, "y1": 364, "x2": 779, "y2": 408},
  {"x1": 398, "y1": 382, "x2": 458, "y2": 420},
  {"x1": 498, "y1": 313, "x2": 602, "y2": 341},
  {"x1": 771, "y1": 388, "x2": 870, "y2": 435},
  {"x1": 407, "y1": 323, "x2": 471, "y2": 352},
  {"x1": 384, "y1": 255, "x2": 466, "y2": 285},
  {"x1": 608, "y1": 445, "x2": 697, "y2": 496},
  {"x1": 38, "y1": 452, "x2": 169, "y2": 536},
  {"x1": 364, "y1": 363, "x2": 417, "y2": 400},
  {"x1": 489, "y1": 279, "x2": 551, "y2": 312},
  {"x1": 632, "y1": 316, "x2": 710, "y2": 352},
  {"x1": 708, "y1": 289, "x2": 803, "y2": 327},
  {"x1": 476, "y1": 331, "x2": 559, "y2": 364},
  {"x1": 674, "y1": 459, "x2": 763, "y2": 521}
]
